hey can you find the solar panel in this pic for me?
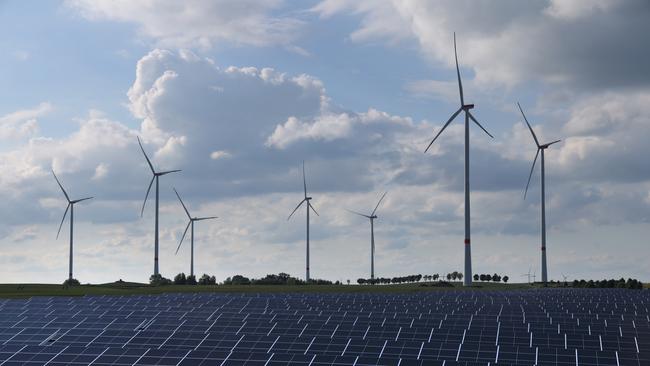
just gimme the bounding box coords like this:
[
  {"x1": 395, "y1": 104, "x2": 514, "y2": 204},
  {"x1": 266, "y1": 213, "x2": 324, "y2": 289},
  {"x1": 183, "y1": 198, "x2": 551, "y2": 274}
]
[{"x1": 0, "y1": 289, "x2": 648, "y2": 365}]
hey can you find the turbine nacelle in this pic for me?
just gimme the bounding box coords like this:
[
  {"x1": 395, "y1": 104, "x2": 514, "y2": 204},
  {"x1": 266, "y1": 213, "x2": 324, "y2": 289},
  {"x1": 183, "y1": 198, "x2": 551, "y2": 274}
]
[{"x1": 462, "y1": 104, "x2": 474, "y2": 110}]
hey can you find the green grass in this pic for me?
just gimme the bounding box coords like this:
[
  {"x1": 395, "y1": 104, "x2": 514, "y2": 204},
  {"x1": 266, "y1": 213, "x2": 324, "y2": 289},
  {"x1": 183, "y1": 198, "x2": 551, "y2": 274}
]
[{"x1": 0, "y1": 281, "x2": 535, "y2": 299}]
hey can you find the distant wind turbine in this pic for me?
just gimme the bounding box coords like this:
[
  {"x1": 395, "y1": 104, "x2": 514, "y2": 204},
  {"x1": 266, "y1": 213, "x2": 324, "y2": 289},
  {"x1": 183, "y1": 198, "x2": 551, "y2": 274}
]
[
  {"x1": 347, "y1": 192, "x2": 388, "y2": 280},
  {"x1": 138, "y1": 137, "x2": 181, "y2": 276},
  {"x1": 521, "y1": 267, "x2": 532, "y2": 284},
  {"x1": 173, "y1": 188, "x2": 218, "y2": 278},
  {"x1": 288, "y1": 161, "x2": 319, "y2": 282},
  {"x1": 518, "y1": 102, "x2": 561, "y2": 286},
  {"x1": 424, "y1": 33, "x2": 493, "y2": 286},
  {"x1": 52, "y1": 170, "x2": 93, "y2": 281}
]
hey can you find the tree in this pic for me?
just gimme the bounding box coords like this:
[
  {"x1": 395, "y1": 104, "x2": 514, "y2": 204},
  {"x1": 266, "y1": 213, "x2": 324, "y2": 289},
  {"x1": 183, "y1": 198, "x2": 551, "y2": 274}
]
[
  {"x1": 502, "y1": 276, "x2": 509, "y2": 283},
  {"x1": 446, "y1": 273, "x2": 452, "y2": 281},
  {"x1": 492, "y1": 273, "x2": 500, "y2": 282},
  {"x1": 63, "y1": 278, "x2": 80, "y2": 286},
  {"x1": 357, "y1": 278, "x2": 366, "y2": 285},
  {"x1": 485, "y1": 274, "x2": 492, "y2": 282},
  {"x1": 186, "y1": 275, "x2": 197, "y2": 285},
  {"x1": 173, "y1": 273, "x2": 187, "y2": 285},
  {"x1": 433, "y1": 274, "x2": 439, "y2": 281},
  {"x1": 479, "y1": 274, "x2": 486, "y2": 282},
  {"x1": 473, "y1": 274, "x2": 479, "y2": 281},
  {"x1": 149, "y1": 274, "x2": 172, "y2": 286},
  {"x1": 458, "y1": 273, "x2": 463, "y2": 282}
]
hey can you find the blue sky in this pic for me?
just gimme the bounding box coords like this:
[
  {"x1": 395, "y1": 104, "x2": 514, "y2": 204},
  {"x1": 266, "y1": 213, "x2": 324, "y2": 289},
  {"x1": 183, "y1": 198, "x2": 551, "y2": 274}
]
[{"x1": 1, "y1": 0, "x2": 649, "y2": 284}]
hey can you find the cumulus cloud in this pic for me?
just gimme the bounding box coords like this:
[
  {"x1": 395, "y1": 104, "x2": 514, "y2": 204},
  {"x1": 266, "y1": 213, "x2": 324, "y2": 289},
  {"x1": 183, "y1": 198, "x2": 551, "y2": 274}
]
[
  {"x1": 65, "y1": 0, "x2": 306, "y2": 49},
  {"x1": 0, "y1": 102, "x2": 51, "y2": 140},
  {"x1": 314, "y1": 0, "x2": 650, "y2": 89}
]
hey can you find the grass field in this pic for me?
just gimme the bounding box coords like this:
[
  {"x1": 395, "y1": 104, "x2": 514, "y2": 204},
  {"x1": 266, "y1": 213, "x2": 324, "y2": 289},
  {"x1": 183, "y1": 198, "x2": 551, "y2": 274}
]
[{"x1": 0, "y1": 281, "x2": 537, "y2": 299}]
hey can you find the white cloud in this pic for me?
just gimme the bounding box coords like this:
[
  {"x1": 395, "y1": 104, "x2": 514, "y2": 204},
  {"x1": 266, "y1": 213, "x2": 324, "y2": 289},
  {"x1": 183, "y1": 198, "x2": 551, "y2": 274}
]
[
  {"x1": 0, "y1": 102, "x2": 51, "y2": 140},
  {"x1": 65, "y1": 0, "x2": 305, "y2": 49},
  {"x1": 314, "y1": 0, "x2": 650, "y2": 89},
  {"x1": 210, "y1": 150, "x2": 231, "y2": 160}
]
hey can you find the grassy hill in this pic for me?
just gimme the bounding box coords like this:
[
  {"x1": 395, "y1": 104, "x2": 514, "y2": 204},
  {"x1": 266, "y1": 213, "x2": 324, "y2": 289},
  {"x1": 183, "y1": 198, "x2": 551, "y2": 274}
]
[{"x1": 0, "y1": 281, "x2": 535, "y2": 299}]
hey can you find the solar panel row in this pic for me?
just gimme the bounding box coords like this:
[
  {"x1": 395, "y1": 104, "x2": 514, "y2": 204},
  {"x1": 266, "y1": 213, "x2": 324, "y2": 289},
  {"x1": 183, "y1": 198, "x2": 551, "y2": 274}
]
[{"x1": 0, "y1": 289, "x2": 648, "y2": 365}]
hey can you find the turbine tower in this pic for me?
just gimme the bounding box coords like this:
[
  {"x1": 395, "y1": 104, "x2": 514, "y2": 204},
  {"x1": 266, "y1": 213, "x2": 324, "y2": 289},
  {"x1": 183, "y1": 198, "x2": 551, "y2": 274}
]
[
  {"x1": 173, "y1": 188, "x2": 218, "y2": 278},
  {"x1": 288, "y1": 161, "x2": 319, "y2": 282},
  {"x1": 347, "y1": 192, "x2": 387, "y2": 280},
  {"x1": 519, "y1": 102, "x2": 561, "y2": 286},
  {"x1": 424, "y1": 33, "x2": 493, "y2": 286},
  {"x1": 52, "y1": 170, "x2": 93, "y2": 281},
  {"x1": 138, "y1": 137, "x2": 181, "y2": 276}
]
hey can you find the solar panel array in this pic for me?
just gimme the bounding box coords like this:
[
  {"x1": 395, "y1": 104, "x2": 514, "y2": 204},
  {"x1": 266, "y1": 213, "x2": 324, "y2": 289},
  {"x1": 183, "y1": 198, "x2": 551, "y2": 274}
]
[{"x1": 0, "y1": 289, "x2": 648, "y2": 365}]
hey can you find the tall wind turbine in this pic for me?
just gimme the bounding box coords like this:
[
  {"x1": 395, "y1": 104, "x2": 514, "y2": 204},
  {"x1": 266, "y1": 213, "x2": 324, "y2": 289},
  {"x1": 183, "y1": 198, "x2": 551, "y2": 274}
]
[
  {"x1": 424, "y1": 33, "x2": 493, "y2": 286},
  {"x1": 52, "y1": 171, "x2": 93, "y2": 281},
  {"x1": 288, "y1": 161, "x2": 319, "y2": 282},
  {"x1": 347, "y1": 192, "x2": 387, "y2": 280},
  {"x1": 518, "y1": 102, "x2": 561, "y2": 286},
  {"x1": 173, "y1": 188, "x2": 218, "y2": 278},
  {"x1": 138, "y1": 137, "x2": 181, "y2": 276}
]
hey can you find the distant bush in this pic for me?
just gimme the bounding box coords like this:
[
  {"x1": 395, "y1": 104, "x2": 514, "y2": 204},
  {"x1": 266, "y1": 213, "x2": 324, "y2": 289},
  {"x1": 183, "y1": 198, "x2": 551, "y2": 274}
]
[
  {"x1": 63, "y1": 278, "x2": 80, "y2": 286},
  {"x1": 224, "y1": 275, "x2": 251, "y2": 285},
  {"x1": 357, "y1": 275, "x2": 423, "y2": 285},
  {"x1": 173, "y1": 273, "x2": 187, "y2": 285},
  {"x1": 572, "y1": 278, "x2": 642, "y2": 289},
  {"x1": 187, "y1": 275, "x2": 197, "y2": 285},
  {"x1": 222, "y1": 273, "x2": 334, "y2": 286},
  {"x1": 149, "y1": 274, "x2": 172, "y2": 286},
  {"x1": 198, "y1": 274, "x2": 217, "y2": 285}
]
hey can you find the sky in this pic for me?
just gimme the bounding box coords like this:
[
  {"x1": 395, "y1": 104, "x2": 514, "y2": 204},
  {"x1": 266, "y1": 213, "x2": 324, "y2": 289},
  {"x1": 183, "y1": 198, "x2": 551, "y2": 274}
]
[{"x1": 1, "y1": 0, "x2": 649, "y2": 284}]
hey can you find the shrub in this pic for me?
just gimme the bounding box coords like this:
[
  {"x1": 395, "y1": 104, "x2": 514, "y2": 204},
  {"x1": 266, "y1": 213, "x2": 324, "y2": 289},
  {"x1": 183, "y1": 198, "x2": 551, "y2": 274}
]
[
  {"x1": 149, "y1": 274, "x2": 172, "y2": 286},
  {"x1": 173, "y1": 273, "x2": 187, "y2": 285},
  {"x1": 63, "y1": 278, "x2": 80, "y2": 286}
]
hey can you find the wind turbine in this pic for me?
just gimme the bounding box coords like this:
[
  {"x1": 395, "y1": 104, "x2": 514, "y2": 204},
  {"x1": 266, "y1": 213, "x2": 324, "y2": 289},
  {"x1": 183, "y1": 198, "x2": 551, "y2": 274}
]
[
  {"x1": 138, "y1": 137, "x2": 181, "y2": 276},
  {"x1": 521, "y1": 267, "x2": 532, "y2": 284},
  {"x1": 518, "y1": 102, "x2": 561, "y2": 286},
  {"x1": 173, "y1": 188, "x2": 218, "y2": 278},
  {"x1": 288, "y1": 161, "x2": 319, "y2": 282},
  {"x1": 347, "y1": 192, "x2": 388, "y2": 280},
  {"x1": 52, "y1": 170, "x2": 93, "y2": 281},
  {"x1": 424, "y1": 33, "x2": 493, "y2": 286}
]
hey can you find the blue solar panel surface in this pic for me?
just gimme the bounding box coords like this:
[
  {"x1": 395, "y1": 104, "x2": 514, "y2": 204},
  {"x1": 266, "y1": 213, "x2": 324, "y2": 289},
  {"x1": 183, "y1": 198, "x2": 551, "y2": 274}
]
[{"x1": 0, "y1": 289, "x2": 648, "y2": 365}]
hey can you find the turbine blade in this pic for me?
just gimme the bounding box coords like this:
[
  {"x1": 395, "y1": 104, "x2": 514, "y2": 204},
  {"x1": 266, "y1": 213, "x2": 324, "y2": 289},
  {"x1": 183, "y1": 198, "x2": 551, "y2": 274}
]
[
  {"x1": 288, "y1": 199, "x2": 306, "y2": 220},
  {"x1": 547, "y1": 139, "x2": 562, "y2": 147},
  {"x1": 195, "y1": 216, "x2": 218, "y2": 221},
  {"x1": 309, "y1": 202, "x2": 319, "y2": 216},
  {"x1": 302, "y1": 161, "x2": 307, "y2": 199},
  {"x1": 468, "y1": 112, "x2": 494, "y2": 138},
  {"x1": 517, "y1": 102, "x2": 540, "y2": 147},
  {"x1": 371, "y1": 191, "x2": 388, "y2": 216},
  {"x1": 141, "y1": 175, "x2": 155, "y2": 217},
  {"x1": 454, "y1": 32, "x2": 464, "y2": 106},
  {"x1": 137, "y1": 136, "x2": 156, "y2": 174},
  {"x1": 524, "y1": 149, "x2": 540, "y2": 200},
  {"x1": 52, "y1": 170, "x2": 70, "y2": 202},
  {"x1": 73, "y1": 197, "x2": 94, "y2": 204},
  {"x1": 346, "y1": 208, "x2": 370, "y2": 219},
  {"x1": 159, "y1": 169, "x2": 181, "y2": 176},
  {"x1": 56, "y1": 203, "x2": 70, "y2": 240},
  {"x1": 175, "y1": 221, "x2": 191, "y2": 255},
  {"x1": 424, "y1": 108, "x2": 462, "y2": 153},
  {"x1": 173, "y1": 188, "x2": 192, "y2": 219}
]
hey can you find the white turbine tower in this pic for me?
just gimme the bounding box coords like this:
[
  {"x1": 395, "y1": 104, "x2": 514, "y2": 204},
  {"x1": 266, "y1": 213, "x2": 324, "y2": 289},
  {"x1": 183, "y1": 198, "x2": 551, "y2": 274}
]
[
  {"x1": 288, "y1": 161, "x2": 319, "y2": 282},
  {"x1": 518, "y1": 102, "x2": 561, "y2": 286},
  {"x1": 347, "y1": 192, "x2": 387, "y2": 280},
  {"x1": 424, "y1": 33, "x2": 493, "y2": 286},
  {"x1": 138, "y1": 137, "x2": 181, "y2": 276},
  {"x1": 173, "y1": 188, "x2": 218, "y2": 278},
  {"x1": 52, "y1": 170, "x2": 93, "y2": 281}
]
